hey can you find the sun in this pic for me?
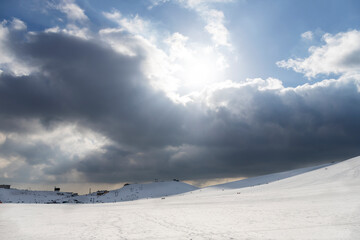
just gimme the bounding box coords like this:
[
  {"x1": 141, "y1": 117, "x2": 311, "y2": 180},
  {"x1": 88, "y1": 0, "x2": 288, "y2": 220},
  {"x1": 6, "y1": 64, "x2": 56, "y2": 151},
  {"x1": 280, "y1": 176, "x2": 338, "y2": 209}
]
[
  {"x1": 174, "y1": 46, "x2": 228, "y2": 96},
  {"x1": 146, "y1": 34, "x2": 229, "y2": 103}
]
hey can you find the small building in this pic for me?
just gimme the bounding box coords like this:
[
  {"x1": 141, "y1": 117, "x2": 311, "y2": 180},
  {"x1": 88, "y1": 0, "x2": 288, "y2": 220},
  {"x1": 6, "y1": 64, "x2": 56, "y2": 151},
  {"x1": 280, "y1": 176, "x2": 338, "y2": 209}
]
[
  {"x1": 54, "y1": 187, "x2": 60, "y2": 192},
  {"x1": 0, "y1": 185, "x2": 10, "y2": 189},
  {"x1": 96, "y1": 190, "x2": 109, "y2": 196}
]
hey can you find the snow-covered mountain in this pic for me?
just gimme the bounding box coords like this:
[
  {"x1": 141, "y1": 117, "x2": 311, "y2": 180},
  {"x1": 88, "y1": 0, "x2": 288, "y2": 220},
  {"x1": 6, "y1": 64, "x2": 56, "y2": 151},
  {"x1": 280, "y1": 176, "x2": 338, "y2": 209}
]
[
  {"x1": 0, "y1": 188, "x2": 78, "y2": 204},
  {"x1": 0, "y1": 181, "x2": 198, "y2": 204},
  {"x1": 86, "y1": 181, "x2": 198, "y2": 203}
]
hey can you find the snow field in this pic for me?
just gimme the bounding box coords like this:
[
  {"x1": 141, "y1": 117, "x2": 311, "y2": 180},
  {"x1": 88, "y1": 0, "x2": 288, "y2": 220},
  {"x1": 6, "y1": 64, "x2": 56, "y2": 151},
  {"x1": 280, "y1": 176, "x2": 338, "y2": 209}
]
[{"x1": 0, "y1": 156, "x2": 359, "y2": 239}]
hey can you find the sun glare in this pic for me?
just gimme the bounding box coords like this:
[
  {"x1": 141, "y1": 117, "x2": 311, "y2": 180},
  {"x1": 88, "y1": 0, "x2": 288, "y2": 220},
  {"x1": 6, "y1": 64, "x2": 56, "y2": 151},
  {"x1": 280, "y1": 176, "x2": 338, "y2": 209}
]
[
  {"x1": 174, "y1": 46, "x2": 228, "y2": 96},
  {"x1": 181, "y1": 54, "x2": 219, "y2": 90},
  {"x1": 146, "y1": 33, "x2": 229, "y2": 103}
]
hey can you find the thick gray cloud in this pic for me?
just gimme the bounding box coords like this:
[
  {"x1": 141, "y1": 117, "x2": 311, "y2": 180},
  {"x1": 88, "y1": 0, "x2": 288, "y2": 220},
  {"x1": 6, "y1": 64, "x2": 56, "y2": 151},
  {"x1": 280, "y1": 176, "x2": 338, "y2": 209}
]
[
  {"x1": 1, "y1": 28, "x2": 360, "y2": 186},
  {"x1": 74, "y1": 77, "x2": 360, "y2": 183},
  {"x1": 0, "y1": 32, "x2": 185, "y2": 148}
]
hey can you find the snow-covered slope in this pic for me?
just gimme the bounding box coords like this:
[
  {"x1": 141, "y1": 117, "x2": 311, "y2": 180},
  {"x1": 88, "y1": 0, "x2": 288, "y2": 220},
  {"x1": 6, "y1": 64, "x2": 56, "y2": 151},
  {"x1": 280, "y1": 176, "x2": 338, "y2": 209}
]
[
  {"x1": 86, "y1": 181, "x2": 198, "y2": 203},
  {"x1": 205, "y1": 163, "x2": 332, "y2": 190},
  {"x1": 0, "y1": 157, "x2": 359, "y2": 239},
  {"x1": 0, "y1": 181, "x2": 198, "y2": 204},
  {"x1": 0, "y1": 188, "x2": 79, "y2": 204},
  {"x1": 257, "y1": 155, "x2": 360, "y2": 190}
]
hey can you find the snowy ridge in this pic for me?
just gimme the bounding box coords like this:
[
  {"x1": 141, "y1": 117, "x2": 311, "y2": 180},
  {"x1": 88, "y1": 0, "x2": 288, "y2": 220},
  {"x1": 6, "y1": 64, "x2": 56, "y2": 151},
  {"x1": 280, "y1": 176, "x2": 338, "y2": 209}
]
[
  {"x1": 187, "y1": 156, "x2": 360, "y2": 200},
  {"x1": 87, "y1": 181, "x2": 198, "y2": 203},
  {"x1": 0, "y1": 181, "x2": 198, "y2": 204},
  {"x1": 260, "y1": 155, "x2": 360, "y2": 189},
  {"x1": 205, "y1": 162, "x2": 333, "y2": 190},
  {"x1": 0, "y1": 188, "x2": 78, "y2": 204}
]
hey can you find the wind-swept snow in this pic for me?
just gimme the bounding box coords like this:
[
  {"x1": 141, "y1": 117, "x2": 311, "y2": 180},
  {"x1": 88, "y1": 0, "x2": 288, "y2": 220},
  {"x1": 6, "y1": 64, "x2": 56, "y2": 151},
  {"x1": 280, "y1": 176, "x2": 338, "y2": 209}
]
[{"x1": 0, "y1": 157, "x2": 359, "y2": 239}]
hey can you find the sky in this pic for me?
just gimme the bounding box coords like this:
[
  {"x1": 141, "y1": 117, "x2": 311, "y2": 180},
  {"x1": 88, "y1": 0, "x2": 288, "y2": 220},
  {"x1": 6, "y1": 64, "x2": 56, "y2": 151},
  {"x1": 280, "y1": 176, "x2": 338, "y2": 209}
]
[{"x1": 0, "y1": 0, "x2": 360, "y2": 193}]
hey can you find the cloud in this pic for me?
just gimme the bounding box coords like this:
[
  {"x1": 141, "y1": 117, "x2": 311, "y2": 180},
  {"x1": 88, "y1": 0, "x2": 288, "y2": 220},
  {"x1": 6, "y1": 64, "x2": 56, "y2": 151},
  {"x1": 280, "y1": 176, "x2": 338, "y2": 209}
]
[
  {"x1": 148, "y1": 0, "x2": 170, "y2": 9},
  {"x1": 101, "y1": 11, "x2": 228, "y2": 103},
  {"x1": 203, "y1": 9, "x2": 230, "y2": 47},
  {"x1": 1, "y1": 17, "x2": 360, "y2": 187},
  {"x1": 179, "y1": 0, "x2": 234, "y2": 9},
  {"x1": 56, "y1": 0, "x2": 88, "y2": 23},
  {"x1": 45, "y1": 24, "x2": 90, "y2": 40},
  {"x1": 0, "y1": 20, "x2": 34, "y2": 76},
  {"x1": 10, "y1": 18, "x2": 27, "y2": 31},
  {"x1": 277, "y1": 30, "x2": 360, "y2": 78},
  {"x1": 174, "y1": 0, "x2": 232, "y2": 47},
  {"x1": 0, "y1": 28, "x2": 187, "y2": 184},
  {"x1": 64, "y1": 74, "x2": 360, "y2": 183},
  {"x1": 103, "y1": 10, "x2": 150, "y2": 37},
  {"x1": 1, "y1": 31, "x2": 185, "y2": 147},
  {"x1": 44, "y1": 1, "x2": 90, "y2": 39},
  {"x1": 301, "y1": 31, "x2": 313, "y2": 40}
]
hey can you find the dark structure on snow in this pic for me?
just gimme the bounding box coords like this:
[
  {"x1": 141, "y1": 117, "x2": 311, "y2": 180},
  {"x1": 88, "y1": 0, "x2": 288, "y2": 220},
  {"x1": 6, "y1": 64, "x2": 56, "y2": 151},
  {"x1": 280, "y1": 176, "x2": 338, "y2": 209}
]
[{"x1": 96, "y1": 190, "x2": 109, "y2": 196}]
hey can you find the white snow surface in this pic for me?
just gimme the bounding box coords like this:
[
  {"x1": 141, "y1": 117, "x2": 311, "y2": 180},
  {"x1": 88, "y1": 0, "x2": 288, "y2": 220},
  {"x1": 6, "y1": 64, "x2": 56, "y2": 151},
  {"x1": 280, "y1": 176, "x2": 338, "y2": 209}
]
[
  {"x1": 1, "y1": 156, "x2": 360, "y2": 239},
  {"x1": 205, "y1": 163, "x2": 331, "y2": 190}
]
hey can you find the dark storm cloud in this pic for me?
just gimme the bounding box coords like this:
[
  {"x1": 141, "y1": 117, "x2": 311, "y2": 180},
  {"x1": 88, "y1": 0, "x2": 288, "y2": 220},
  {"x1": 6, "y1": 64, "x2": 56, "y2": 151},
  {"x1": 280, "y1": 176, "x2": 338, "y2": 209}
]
[
  {"x1": 73, "y1": 78, "x2": 360, "y2": 183},
  {"x1": 0, "y1": 32, "x2": 185, "y2": 148},
  {"x1": 186, "y1": 80, "x2": 360, "y2": 174},
  {"x1": 1, "y1": 28, "x2": 360, "y2": 185},
  {"x1": 0, "y1": 137, "x2": 55, "y2": 165}
]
